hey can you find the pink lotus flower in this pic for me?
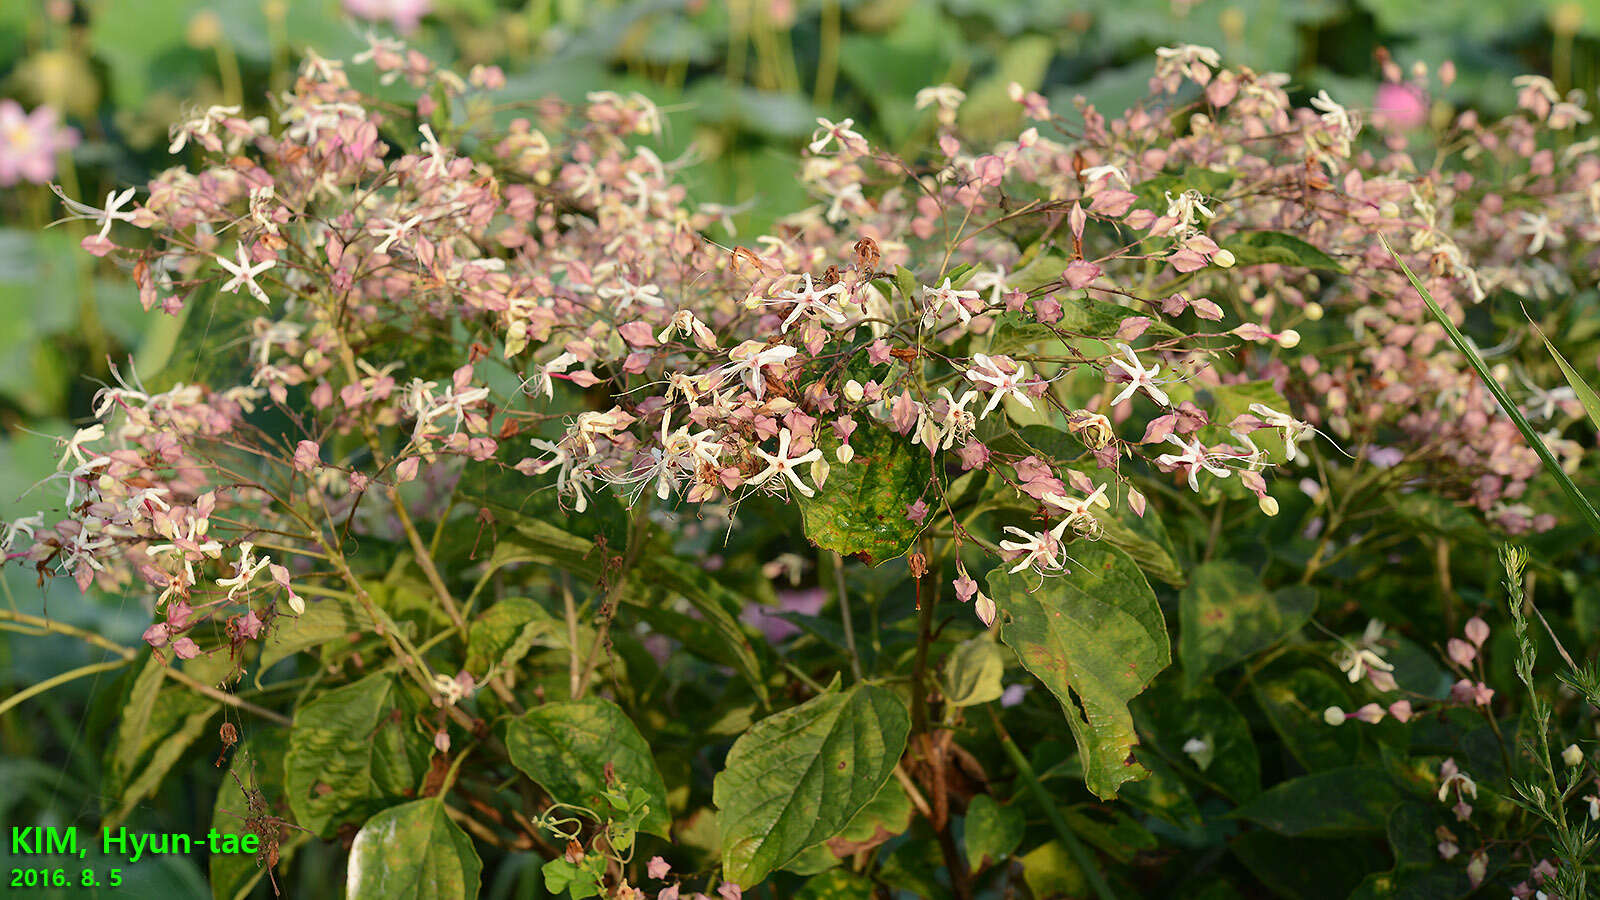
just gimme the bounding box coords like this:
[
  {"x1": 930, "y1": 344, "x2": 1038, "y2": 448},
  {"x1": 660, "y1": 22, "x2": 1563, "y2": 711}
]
[{"x1": 0, "y1": 99, "x2": 78, "y2": 186}]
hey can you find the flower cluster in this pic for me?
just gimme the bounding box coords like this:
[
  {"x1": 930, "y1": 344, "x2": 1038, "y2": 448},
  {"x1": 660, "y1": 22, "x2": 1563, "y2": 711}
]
[{"x1": 2, "y1": 36, "x2": 1593, "y2": 661}]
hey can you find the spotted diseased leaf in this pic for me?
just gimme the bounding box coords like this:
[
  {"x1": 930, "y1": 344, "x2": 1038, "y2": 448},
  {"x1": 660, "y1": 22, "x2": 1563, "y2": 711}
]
[
  {"x1": 1221, "y1": 230, "x2": 1346, "y2": 272},
  {"x1": 285, "y1": 674, "x2": 422, "y2": 838},
  {"x1": 258, "y1": 595, "x2": 373, "y2": 678},
  {"x1": 103, "y1": 653, "x2": 220, "y2": 828},
  {"x1": 715, "y1": 682, "x2": 911, "y2": 886},
  {"x1": 1251, "y1": 660, "x2": 1359, "y2": 772},
  {"x1": 464, "y1": 597, "x2": 558, "y2": 675},
  {"x1": 1179, "y1": 561, "x2": 1316, "y2": 685},
  {"x1": 795, "y1": 869, "x2": 877, "y2": 900},
  {"x1": 784, "y1": 777, "x2": 916, "y2": 875},
  {"x1": 798, "y1": 424, "x2": 932, "y2": 564},
  {"x1": 505, "y1": 698, "x2": 670, "y2": 837},
  {"x1": 346, "y1": 798, "x2": 482, "y2": 900},
  {"x1": 1135, "y1": 674, "x2": 1261, "y2": 802},
  {"x1": 988, "y1": 542, "x2": 1171, "y2": 799}
]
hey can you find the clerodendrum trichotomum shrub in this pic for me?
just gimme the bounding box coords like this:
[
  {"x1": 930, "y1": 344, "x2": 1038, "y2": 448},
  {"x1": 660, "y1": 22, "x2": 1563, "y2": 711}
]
[{"x1": 6, "y1": 35, "x2": 1600, "y2": 899}]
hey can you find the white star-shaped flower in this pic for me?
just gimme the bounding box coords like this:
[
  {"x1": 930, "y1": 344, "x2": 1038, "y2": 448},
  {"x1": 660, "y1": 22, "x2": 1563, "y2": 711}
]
[
  {"x1": 217, "y1": 243, "x2": 275, "y2": 305},
  {"x1": 747, "y1": 428, "x2": 824, "y2": 498},
  {"x1": 772, "y1": 273, "x2": 847, "y2": 332},
  {"x1": 1108, "y1": 343, "x2": 1170, "y2": 407}
]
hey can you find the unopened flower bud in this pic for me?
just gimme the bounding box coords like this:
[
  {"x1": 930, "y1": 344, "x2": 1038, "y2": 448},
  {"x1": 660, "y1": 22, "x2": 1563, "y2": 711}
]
[
  {"x1": 1564, "y1": 744, "x2": 1584, "y2": 767},
  {"x1": 1277, "y1": 329, "x2": 1301, "y2": 349},
  {"x1": 835, "y1": 444, "x2": 854, "y2": 464},
  {"x1": 1213, "y1": 249, "x2": 1236, "y2": 268},
  {"x1": 1303, "y1": 302, "x2": 1323, "y2": 321},
  {"x1": 842, "y1": 380, "x2": 865, "y2": 402},
  {"x1": 810, "y1": 456, "x2": 830, "y2": 489},
  {"x1": 1259, "y1": 495, "x2": 1280, "y2": 516},
  {"x1": 1323, "y1": 706, "x2": 1346, "y2": 726}
]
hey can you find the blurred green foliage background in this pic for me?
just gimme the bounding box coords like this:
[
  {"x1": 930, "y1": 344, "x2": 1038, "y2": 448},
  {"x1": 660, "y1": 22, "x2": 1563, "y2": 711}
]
[{"x1": 2, "y1": 0, "x2": 1599, "y2": 895}]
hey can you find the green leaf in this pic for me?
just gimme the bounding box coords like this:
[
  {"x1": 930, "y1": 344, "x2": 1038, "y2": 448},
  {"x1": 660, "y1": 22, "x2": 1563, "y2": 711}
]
[
  {"x1": 1063, "y1": 804, "x2": 1158, "y2": 863},
  {"x1": 795, "y1": 869, "x2": 876, "y2": 900},
  {"x1": 347, "y1": 799, "x2": 483, "y2": 900},
  {"x1": 505, "y1": 698, "x2": 670, "y2": 837},
  {"x1": 1059, "y1": 297, "x2": 1183, "y2": 340},
  {"x1": 285, "y1": 674, "x2": 422, "y2": 837},
  {"x1": 942, "y1": 637, "x2": 1006, "y2": 707},
  {"x1": 87, "y1": 0, "x2": 204, "y2": 107},
  {"x1": 258, "y1": 595, "x2": 373, "y2": 677},
  {"x1": 1531, "y1": 318, "x2": 1600, "y2": 433},
  {"x1": 962, "y1": 794, "x2": 1024, "y2": 870},
  {"x1": 1065, "y1": 458, "x2": 1186, "y2": 586},
  {"x1": 1251, "y1": 662, "x2": 1359, "y2": 772},
  {"x1": 1118, "y1": 752, "x2": 1204, "y2": 832},
  {"x1": 715, "y1": 682, "x2": 911, "y2": 886},
  {"x1": 1179, "y1": 561, "x2": 1316, "y2": 684},
  {"x1": 797, "y1": 423, "x2": 932, "y2": 564},
  {"x1": 823, "y1": 777, "x2": 914, "y2": 856},
  {"x1": 1007, "y1": 250, "x2": 1071, "y2": 294},
  {"x1": 492, "y1": 517, "x2": 604, "y2": 573},
  {"x1": 464, "y1": 597, "x2": 559, "y2": 675},
  {"x1": 1385, "y1": 237, "x2": 1600, "y2": 537},
  {"x1": 541, "y1": 857, "x2": 604, "y2": 899},
  {"x1": 989, "y1": 542, "x2": 1171, "y2": 799},
  {"x1": 1231, "y1": 830, "x2": 1388, "y2": 900},
  {"x1": 1132, "y1": 168, "x2": 1238, "y2": 212},
  {"x1": 1134, "y1": 675, "x2": 1261, "y2": 802},
  {"x1": 104, "y1": 653, "x2": 220, "y2": 828},
  {"x1": 637, "y1": 556, "x2": 770, "y2": 707},
  {"x1": 1232, "y1": 767, "x2": 1403, "y2": 837},
  {"x1": 878, "y1": 839, "x2": 954, "y2": 900},
  {"x1": 1019, "y1": 840, "x2": 1093, "y2": 898},
  {"x1": 784, "y1": 777, "x2": 915, "y2": 874},
  {"x1": 1221, "y1": 231, "x2": 1346, "y2": 273},
  {"x1": 894, "y1": 265, "x2": 920, "y2": 303}
]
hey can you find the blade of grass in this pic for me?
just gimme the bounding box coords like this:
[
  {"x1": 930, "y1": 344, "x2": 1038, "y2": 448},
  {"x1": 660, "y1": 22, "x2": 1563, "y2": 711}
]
[
  {"x1": 1527, "y1": 314, "x2": 1600, "y2": 434},
  {"x1": 1381, "y1": 236, "x2": 1600, "y2": 538}
]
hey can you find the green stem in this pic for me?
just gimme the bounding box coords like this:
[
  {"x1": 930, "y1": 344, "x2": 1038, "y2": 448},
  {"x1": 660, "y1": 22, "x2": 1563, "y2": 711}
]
[
  {"x1": 989, "y1": 706, "x2": 1117, "y2": 900},
  {"x1": 832, "y1": 552, "x2": 863, "y2": 681},
  {"x1": 0, "y1": 658, "x2": 130, "y2": 718}
]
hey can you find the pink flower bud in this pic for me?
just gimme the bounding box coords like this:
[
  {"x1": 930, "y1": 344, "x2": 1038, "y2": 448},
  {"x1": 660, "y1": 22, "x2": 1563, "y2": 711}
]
[
  {"x1": 1116, "y1": 316, "x2": 1152, "y2": 340},
  {"x1": 1063, "y1": 260, "x2": 1101, "y2": 289},
  {"x1": 396, "y1": 457, "x2": 421, "y2": 482},
  {"x1": 293, "y1": 440, "x2": 321, "y2": 472},
  {"x1": 1464, "y1": 616, "x2": 1489, "y2": 647},
  {"x1": 143, "y1": 622, "x2": 171, "y2": 648},
  {"x1": 1446, "y1": 638, "x2": 1476, "y2": 667},
  {"x1": 1353, "y1": 702, "x2": 1385, "y2": 724}
]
